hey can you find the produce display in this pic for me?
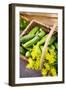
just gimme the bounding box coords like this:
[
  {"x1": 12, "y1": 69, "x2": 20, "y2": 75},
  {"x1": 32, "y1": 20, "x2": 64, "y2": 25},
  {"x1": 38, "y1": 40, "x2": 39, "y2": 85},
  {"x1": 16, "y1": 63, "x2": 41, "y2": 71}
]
[{"x1": 20, "y1": 24, "x2": 58, "y2": 76}]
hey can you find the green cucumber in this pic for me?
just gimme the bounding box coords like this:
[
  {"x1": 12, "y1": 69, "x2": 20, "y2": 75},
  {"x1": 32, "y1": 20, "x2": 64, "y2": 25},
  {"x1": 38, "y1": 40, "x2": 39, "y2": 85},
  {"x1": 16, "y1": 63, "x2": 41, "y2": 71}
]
[
  {"x1": 37, "y1": 34, "x2": 48, "y2": 45},
  {"x1": 23, "y1": 31, "x2": 45, "y2": 48},
  {"x1": 23, "y1": 36, "x2": 40, "y2": 48},
  {"x1": 28, "y1": 26, "x2": 39, "y2": 35},
  {"x1": 40, "y1": 46, "x2": 44, "y2": 51},
  {"x1": 49, "y1": 36, "x2": 56, "y2": 45},
  {"x1": 39, "y1": 28, "x2": 46, "y2": 35},
  {"x1": 20, "y1": 46, "x2": 26, "y2": 55},
  {"x1": 20, "y1": 34, "x2": 35, "y2": 44},
  {"x1": 25, "y1": 51, "x2": 31, "y2": 57},
  {"x1": 54, "y1": 43, "x2": 58, "y2": 49}
]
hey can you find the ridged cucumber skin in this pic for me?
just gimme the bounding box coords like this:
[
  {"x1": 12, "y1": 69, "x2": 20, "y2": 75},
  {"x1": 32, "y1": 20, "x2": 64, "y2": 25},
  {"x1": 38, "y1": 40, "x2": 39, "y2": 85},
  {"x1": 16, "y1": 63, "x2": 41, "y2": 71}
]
[
  {"x1": 28, "y1": 26, "x2": 39, "y2": 35},
  {"x1": 20, "y1": 34, "x2": 35, "y2": 44},
  {"x1": 23, "y1": 32, "x2": 45, "y2": 48}
]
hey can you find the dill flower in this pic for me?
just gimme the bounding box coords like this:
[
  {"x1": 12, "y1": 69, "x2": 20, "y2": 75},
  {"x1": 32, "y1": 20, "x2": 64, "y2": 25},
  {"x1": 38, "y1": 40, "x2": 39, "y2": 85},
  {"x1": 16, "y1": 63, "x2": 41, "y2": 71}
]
[
  {"x1": 50, "y1": 67, "x2": 57, "y2": 76},
  {"x1": 45, "y1": 47, "x2": 57, "y2": 64},
  {"x1": 41, "y1": 68, "x2": 48, "y2": 76},
  {"x1": 26, "y1": 58, "x2": 34, "y2": 69},
  {"x1": 31, "y1": 44, "x2": 41, "y2": 60},
  {"x1": 26, "y1": 44, "x2": 41, "y2": 70},
  {"x1": 44, "y1": 63, "x2": 50, "y2": 70}
]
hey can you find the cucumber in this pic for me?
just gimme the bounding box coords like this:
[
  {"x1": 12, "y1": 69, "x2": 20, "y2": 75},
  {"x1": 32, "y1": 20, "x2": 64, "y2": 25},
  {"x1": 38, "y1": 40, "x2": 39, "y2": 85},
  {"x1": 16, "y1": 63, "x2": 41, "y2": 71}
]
[
  {"x1": 20, "y1": 34, "x2": 35, "y2": 44},
  {"x1": 20, "y1": 46, "x2": 26, "y2": 55},
  {"x1": 39, "y1": 28, "x2": 46, "y2": 35},
  {"x1": 49, "y1": 36, "x2": 56, "y2": 45},
  {"x1": 40, "y1": 46, "x2": 44, "y2": 51},
  {"x1": 25, "y1": 51, "x2": 31, "y2": 57},
  {"x1": 38, "y1": 31, "x2": 46, "y2": 38},
  {"x1": 37, "y1": 34, "x2": 48, "y2": 45},
  {"x1": 51, "y1": 45, "x2": 55, "y2": 50},
  {"x1": 54, "y1": 43, "x2": 58, "y2": 49},
  {"x1": 37, "y1": 34, "x2": 56, "y2": 46},
  {"x1": 23, "y1": 31, "x2": 45, "y2": 48},
  {"x1": 28, "y1": 26, "x2": 39, "y2": 35},
  {"x1": 23, "y1": 36, "x2": 40, "y2": 48}
]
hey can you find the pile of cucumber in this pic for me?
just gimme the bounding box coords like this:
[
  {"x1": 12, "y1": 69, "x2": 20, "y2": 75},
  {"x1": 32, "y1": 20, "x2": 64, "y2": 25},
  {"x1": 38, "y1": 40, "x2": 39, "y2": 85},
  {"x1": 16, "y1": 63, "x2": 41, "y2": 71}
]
[
  {"x1": 20, "y1": 26, "x2": 57, "y2": 58},
  {"x1": 20, "y1": 26, "x2": 45, "y2": 55}
]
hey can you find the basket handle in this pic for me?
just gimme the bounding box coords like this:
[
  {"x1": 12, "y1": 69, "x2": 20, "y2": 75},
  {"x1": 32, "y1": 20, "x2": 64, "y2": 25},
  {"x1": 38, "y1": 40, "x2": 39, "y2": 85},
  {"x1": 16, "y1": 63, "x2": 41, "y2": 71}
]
[{"x1": 40, "y1": 24, "x2": 57, "y2": 70}]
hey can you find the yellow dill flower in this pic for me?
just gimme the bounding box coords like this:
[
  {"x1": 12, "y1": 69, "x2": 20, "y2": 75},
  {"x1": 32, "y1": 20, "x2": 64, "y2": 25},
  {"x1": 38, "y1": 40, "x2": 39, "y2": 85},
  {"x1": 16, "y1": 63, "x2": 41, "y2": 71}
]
[
  {"x1": 26, "y1": 44, "x2": 41, "y2": 70},
  {"x1": 41, "y1": 68, "x2": 48, "y2": 76},
  {"x1": 50, "y1": 67, "x2": 57, "y2": 76},
  {"x1": 31, "y1": 48, "x2": 36, "y2": 59},
  {"x1": 44, "y1": 63, "x2": 50, "y2": 70},
  {"x1": 31, "y1": 44, "x2": 41, "y2": 60},
  {"x1": 26, "y1": 58, "x2": 34, "y2": 69},
  {"x1": 45, "y1": 47, "x2": 56, "y2": 64},
  {"x1": 34, "y1": 59, "x2": 40, "y2": 70}
]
